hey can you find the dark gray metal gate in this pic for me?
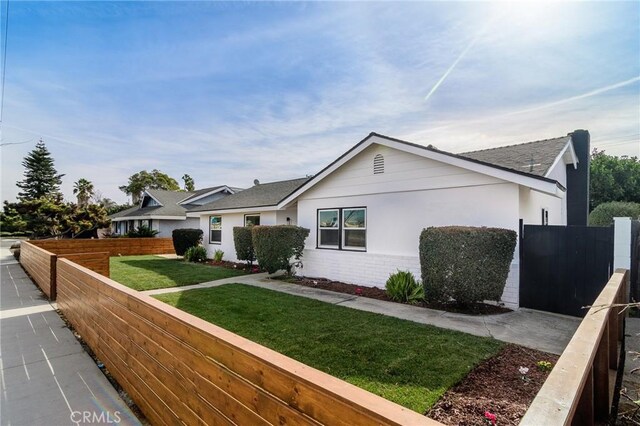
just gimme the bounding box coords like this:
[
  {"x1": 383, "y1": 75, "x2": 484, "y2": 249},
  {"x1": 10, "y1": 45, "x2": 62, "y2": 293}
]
[{"x1": 519, "y1": 223, "x2": 614, "y2": 317}]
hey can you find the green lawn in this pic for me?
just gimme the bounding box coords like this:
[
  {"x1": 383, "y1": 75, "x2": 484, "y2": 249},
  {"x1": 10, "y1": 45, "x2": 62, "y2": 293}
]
[
  {"x1": 155, "y1": 284, "x2": 503, "y2": 413},
  {"x1": 110, "y1": 255, "x2": 248, "y2": 291}
]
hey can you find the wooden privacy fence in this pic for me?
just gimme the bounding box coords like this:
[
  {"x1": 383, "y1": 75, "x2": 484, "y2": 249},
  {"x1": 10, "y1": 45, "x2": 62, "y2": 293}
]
[
  {"x1": 520, "y1": 268, "x2": 628, "y2": 425},
  {"x1": 56, "y1": 258, "x2": 441, "y2": 426},
  {"x1": 20, "y1": 238, "x2": 175, "y2": 300},
  {"x1": 20, "y1": 241, "x2": 57, "y2": 299},
  {"x1": 30, "y1": 237, "x2": 175, "y2": 257}
]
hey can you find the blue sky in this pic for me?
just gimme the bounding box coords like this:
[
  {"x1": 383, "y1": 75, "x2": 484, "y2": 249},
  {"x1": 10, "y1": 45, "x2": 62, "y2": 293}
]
[{"x1": 1, "y1": 1, "x2": 638, "y2": 204}]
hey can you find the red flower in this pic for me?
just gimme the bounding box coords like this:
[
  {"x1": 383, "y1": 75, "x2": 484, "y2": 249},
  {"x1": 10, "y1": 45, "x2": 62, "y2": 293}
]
[
  {"x1": 355, "y1": 287, "x2": 363, "y2": 295},
  {"x1": 484, "y1": 411, "x2": 497, "y2": 425}
]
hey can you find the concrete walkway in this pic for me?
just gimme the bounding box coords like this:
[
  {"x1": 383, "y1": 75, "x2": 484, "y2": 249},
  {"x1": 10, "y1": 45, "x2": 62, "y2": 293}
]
[
  {"x1": 144, "y1": 273, "x2": 581, "y2": 355},
  {"x1": 0, "y1": 239, "x2": 140, "y2": 426}
]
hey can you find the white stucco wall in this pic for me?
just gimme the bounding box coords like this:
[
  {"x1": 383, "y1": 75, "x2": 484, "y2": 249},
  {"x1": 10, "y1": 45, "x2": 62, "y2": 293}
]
[
  {"x1": 518, "y1": 159, "x2": 567, "y2": 226},
  {"x1": 296, "y1": 143, "x2": 522, "y2": 308},
  {"x1": 198, "y1": 208, "x2": 296, "y2": 262}
]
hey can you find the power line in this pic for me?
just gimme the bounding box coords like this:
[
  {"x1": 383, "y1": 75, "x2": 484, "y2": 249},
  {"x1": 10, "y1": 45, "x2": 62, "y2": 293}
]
[{"x1": 0, "y1": 0, "x2": 9, "y2": 127}]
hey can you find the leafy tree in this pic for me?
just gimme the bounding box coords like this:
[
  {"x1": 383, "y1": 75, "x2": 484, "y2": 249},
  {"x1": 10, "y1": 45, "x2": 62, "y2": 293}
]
[
  {"x1": 119, "y1": 169, "x2": 180, "y2": 203},
  {"x1": 0, "y1": 197, "x2": 111, "y2": 239},
  {"x1": 73, "y1": 178, "x2": 94, "y2": 207},
  {"x1": 16, "y1": 139, "x2": 64, "y2": 201},
  {"x1": 182, "y1": 174, "x2": 195, "y2": 192},
  {"x1": 590, "y1": 149, "x2": 640, "y2": 211},
  {"x1": 106, "y1": 203, "x2": 133, "y2": 216}
]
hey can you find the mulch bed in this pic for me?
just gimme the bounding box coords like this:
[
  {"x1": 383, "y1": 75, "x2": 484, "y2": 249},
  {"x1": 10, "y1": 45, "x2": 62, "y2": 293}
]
[
  {"x1": 203, "y1": 259, "x2": 262, "y2": 273},
  {"x1": 426, "y1": 344, "x2": 559, "y2": 425},
  {"x1": 274, "y1": 275, "x2": 512, "y2": 315}
]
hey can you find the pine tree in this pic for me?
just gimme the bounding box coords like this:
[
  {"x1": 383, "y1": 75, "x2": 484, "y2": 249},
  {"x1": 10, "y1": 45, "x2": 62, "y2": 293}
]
[
  {"x1": 16, "y1": 139, "x2": 64, "y2": 201},
  {"x1": 182, "y1": 174, "x2": 195, "y2": 192}
]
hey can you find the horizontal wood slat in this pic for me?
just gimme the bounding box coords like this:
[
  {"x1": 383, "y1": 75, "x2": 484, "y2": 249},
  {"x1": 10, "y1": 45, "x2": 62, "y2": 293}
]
[
  {"x1": 30, "y1": 237, "x2": 175, "y2": 256},
  {"x1": 56, "y1": 259, "x2": 440, "y2": 426},
  {"x1": 20, "y1": 242, "x2": 57, "y2": 299},
  {"x1": 58, "y1": 252, "x2": 110, "y2": 277}
]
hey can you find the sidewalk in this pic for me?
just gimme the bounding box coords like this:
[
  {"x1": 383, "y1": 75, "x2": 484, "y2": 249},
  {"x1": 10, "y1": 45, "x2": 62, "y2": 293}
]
[
  {"x1": 0, "y1": 240, "x2": 140, "y2": 426},
  {"x1": 144, "y1": 273, "x2": 581, "y2": 355}
]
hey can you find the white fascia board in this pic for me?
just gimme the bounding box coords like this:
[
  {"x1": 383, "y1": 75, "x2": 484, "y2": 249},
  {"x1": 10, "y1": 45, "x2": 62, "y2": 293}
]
[
  {"x1": 177, "y1": 186, "x2": 231, "y2": 205},
  {"x1": 111, "y1": 215, "x2": 186, "y2": 221},
  {"x1": 141, "y1": 190, "x2": 164, "y2": 207},
  {"x1": 186, "y1": 206, "x2": 279, "y2": 217},
  {"x1": 545, "y1": 140, "x2": 578, "y2": 177},
  {"x1": 278, "y1": 134, "x2": 562, "y2": 206}
]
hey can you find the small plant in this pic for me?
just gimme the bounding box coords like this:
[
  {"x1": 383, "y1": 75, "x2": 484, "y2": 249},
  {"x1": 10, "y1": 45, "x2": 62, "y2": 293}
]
[
  {"x1": 213, "y1": 249, "x2": 224, "y2": 262},
  {"x1": 385, "y1": 270, "x2": 424, "y2": 304},
  {"x1": 518, "y1": 366, "x2": 530, "y2": 381},
  {"x1": 484, "y1": 411, "x2": 497, "y2": 425},
  {"x1": 536, "y1": 360, "x2": 553, "y2": 372},
  {"x1": 184, "y1": 246, "x2": 207, "y2": 263},
  {"x1": 126, "y1": 225, "x2": 159, "y2": 238}
]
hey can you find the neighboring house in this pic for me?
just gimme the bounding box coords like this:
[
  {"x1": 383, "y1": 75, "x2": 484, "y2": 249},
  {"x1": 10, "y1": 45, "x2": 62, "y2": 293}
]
[
  {"x1": 188, "y1": 130, "x2": 590, "y2": 308},
  {"x1": 187, "y1": 178, "x2": 311, "y2": 257},
  {"x1": 110, "y1": 185, "x2": 241, "y2": 237}
]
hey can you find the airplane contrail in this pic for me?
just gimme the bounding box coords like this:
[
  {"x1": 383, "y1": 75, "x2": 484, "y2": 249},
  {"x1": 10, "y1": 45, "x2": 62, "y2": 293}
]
[{"x1": 424, "y1": 24, "x2": 489, "y2": 103}]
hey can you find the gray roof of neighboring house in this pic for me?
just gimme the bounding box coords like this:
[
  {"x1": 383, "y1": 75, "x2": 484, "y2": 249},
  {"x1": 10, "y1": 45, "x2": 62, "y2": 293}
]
[
  {"x1": 110, "y1": 189, "x2": 197, "y2": 219},
  {"x1": 460, "y1": 135, "x2": 571, "y2": 177},
  {"x1": 189, "y1": 177, "x2": 311, "y2": 212}
]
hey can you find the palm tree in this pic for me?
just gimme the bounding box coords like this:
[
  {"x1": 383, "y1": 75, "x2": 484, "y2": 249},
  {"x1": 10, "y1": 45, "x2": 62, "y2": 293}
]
[{"x1": 73, "y1": 178, "x2": 94, "y2": 207}]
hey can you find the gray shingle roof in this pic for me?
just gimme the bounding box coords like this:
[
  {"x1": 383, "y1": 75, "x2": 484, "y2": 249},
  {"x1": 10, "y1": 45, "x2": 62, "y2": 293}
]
[
  {"x1": 178, "y1": 185, "x2": 226, "y2": 204},
  {"x1": 189, "y1": 177, "x2": 311, "y2": 212},
  {"x1": 110, "y1": 189, "x2": 197, "y2": 219},
  {"x1": 460, "y1": 136, "x2": 571, "y2": 177}
]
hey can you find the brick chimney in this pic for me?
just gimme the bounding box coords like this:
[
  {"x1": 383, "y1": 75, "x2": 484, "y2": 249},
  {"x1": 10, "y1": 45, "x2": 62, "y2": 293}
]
[{"x1": 566, "y1": 130, "x2": 590, "y2": 226}]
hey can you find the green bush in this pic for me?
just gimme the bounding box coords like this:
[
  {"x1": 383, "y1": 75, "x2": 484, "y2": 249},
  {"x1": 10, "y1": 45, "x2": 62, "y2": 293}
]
[
  {"x1": 184, "y1": 246, "x2": 207, "y2": 263},
  {"x1": 172, "y1": 228, "x2": 203, "y2": 256},
  {"x1": 420, "y1": 226, "x2": 517, "y2": 305},
  {"x1": 385, "y1": 270, "x2": 424, "y2": 304},
  {"x1": 252, "y1": 225, "x2": 310, "y2": 275},
  {"x1": 588, "y1": 201, "x2": 640, "y2": 226},
  {"x1": 213, "y1": 249, "x2": 224, "y2": 262},
  {"x1": 233, "y1": 226, "x2": 255, "y2": 267},
  {"x1": 126, "y1": 225, "x2": 158, "y2": 238}
]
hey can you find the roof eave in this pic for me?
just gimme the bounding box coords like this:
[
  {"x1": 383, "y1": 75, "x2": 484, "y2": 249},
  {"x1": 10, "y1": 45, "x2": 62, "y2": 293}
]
[{"x1": 186, "y1": 205, "x2": 280, "y2": 217}]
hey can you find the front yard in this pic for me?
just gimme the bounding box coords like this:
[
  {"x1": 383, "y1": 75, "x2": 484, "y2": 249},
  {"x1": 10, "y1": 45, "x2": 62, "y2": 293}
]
[
  {"x1": 155, "y1": 283, "x2": 503, "y2": 413},
  {"x1": 110, "y1": 255, "x2": 248, "y2": 291}
]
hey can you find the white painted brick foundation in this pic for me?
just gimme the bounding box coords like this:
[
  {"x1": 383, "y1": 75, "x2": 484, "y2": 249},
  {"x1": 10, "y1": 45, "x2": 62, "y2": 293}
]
[{"x1": 300, "y1": 248, "x2": 520, "y2": 309}]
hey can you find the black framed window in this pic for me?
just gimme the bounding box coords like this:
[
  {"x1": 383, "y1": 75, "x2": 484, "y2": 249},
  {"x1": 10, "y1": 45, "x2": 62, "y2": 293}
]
[
  {"x1": 210, "y1": 216, "x2": 222, "y2": 244},
  {"x1": 317, "y1": 208, "x2": 366, "y2": 251},
  {"x1": 245, "y1": 214, "x2": 260, "y2": 227}
]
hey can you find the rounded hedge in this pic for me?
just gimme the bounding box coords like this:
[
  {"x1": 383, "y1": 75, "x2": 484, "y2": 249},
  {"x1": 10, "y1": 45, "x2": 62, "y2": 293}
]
[
  {"x1": 172, "y1": 228, "x2": 203, "y2": 256},
  {"x1": 588, "y1": 201, "x2": 640, "y2": 226},
  {"x1": 420, "y1": 226, "x2": 517, "y2": 305},
  {"x1": 233, "y1": 226, "x2": 255, "y2": 266},
  {"x1": 252, "y1": 225, "x2": 310, "y2": 274}
]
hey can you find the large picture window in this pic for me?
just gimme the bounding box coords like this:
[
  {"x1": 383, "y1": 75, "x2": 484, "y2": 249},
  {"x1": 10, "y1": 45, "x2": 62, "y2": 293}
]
[
  {"x1": 317, "y1": 208, "x2": 366, "y2": 251},
  {"x1": 210, "y1": 216, "x2": 222, "y2": 244}
]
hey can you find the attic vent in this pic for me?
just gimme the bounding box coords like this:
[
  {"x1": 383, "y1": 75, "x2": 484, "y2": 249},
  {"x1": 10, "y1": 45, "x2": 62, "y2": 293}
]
[{"x1": 373, "y1": 154, "x2": 384, "y2": 174}]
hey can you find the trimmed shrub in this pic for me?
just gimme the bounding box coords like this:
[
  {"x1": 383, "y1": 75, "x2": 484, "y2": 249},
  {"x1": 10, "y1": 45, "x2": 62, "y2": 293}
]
[
  {"x1": 213, "y1": 249, "x2": 224, "y2": 262},
  {"x1": 420, "y1": 226, "x2": 517, "y2": 305},
  {"x1": 172, "y1": 228, "x2": 203, "y2": 256},
  {"x1": 184, "y1": 246, "x2": 207, "y2": 263},
  {"x1": 252, "y1": 225, "x2": 310, "y2": 275},
  {"x1": 126, "y1": 225, "x2": 158, "y2": 238},
  {"x1": 233, "y1": 226, "x2": 255, "y2": 267},
  {"x1": 588, "y1": 201, "x2": 640, "y2": 226},
  {"x1": 385, "y1": 270, "x2": 424, "y2": 304}
]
